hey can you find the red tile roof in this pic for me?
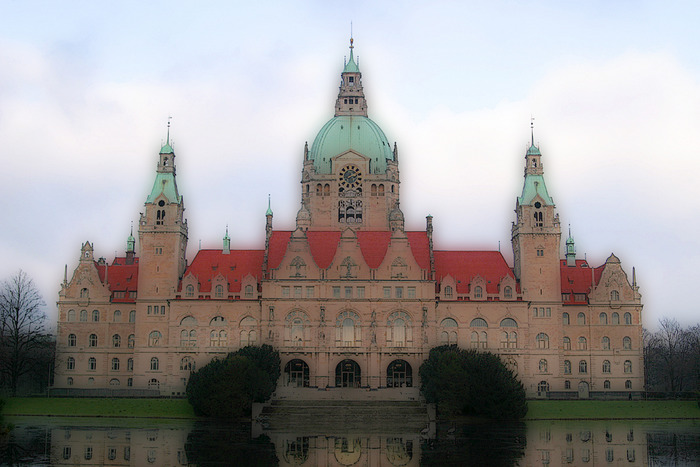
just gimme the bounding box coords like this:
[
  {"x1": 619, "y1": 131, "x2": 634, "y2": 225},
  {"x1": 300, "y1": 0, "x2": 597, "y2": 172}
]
[
  {"x1": 356, "y1": 231, "x2": 392, "y2": 268},
  {"x1": 307, "y1": 231, "x2": 342, "y2": 269},
  {"x1": 560, "y1": 259, "x2": 604, "y2": 295},
  {"x1": 406, "y1": 231, "x2": 430, "y2": 270},
  {"x1": 433, "y1": 250, "x2": 514, "y2": 294},
  {"x1": 267, "y1": 231, "x2": 292, "y2": 270},
  {"x1": 96, "y1": 258, "x2": 139, "y2": 302},
  {"x1": 182, "y1": 249, "x2": 265, "y2": 293}
]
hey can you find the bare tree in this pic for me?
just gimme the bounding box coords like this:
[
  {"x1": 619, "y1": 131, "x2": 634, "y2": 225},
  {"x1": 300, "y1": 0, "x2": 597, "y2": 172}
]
[{"x1": 0, "y1": 270, "x2": 46, "y2": 396}]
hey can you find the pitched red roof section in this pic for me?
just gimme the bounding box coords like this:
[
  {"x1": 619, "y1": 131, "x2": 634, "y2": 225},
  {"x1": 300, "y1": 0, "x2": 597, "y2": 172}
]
[
  {"x1": 267, "y1": 231, "x2": 292, "y2": 270},
  {"x1": 182, "y1": 249, "x2": 264, "y2": 293},
  {"x1": 433, "y1": 250, "x2": 514, "y2": 294},
  {"x1": 306, "y1": 231, "x2": 342, "y2": 269},
  {"x1": 560, "y1": 259, "x2": 605, "y2": 295},
  {"x1": 406, "y1": 231, "x2": 430, "y2": 270},
  {"x1": 356, "y1": 231, "x2": 392, "y2": 269},
  {"x1": 95, "y1": 258, "x2": 139, "y2": 302}
]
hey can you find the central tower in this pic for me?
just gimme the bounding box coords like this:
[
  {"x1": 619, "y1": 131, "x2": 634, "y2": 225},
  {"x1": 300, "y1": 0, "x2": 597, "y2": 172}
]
[{"x1": 298, "y1": 38, "x2": 402, "y2": 232}]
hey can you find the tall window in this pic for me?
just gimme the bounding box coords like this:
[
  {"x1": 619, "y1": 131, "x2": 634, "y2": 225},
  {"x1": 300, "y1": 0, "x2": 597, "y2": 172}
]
[
  {"x1": 68, "y1": 334, "x2": 76, "y2": 347},
  {"x1": 245, "y1": 284, "x2": 254, "y2": 298},
  {"x1": 625, "y1": 380, "x2": 632, "y2": 389},
  {"x1": 612, "y1": 312, "x2": 620, "y2": 325},
  {"x1": 474, "y1": 286, "x2": 483, "y2": 298},
  {"x1": 88, "y1": 357, "x2": 96, "y2": 370},
  {"x1": 185, "y1": 285, "x2": 194, "y2": 297},
  {"x1": 92, "y1": 310, "x2": 100, "y2": 322},
  {"x1": 623, "y1": 336, "x2": 632, "y2": 350},
  {"x1": 180, "y1": 356, "x2": 195, "y2": 371},
  {"x1": 112, "y1": 358, "x2": 120, "y2": 371},
  {"x1": 610, "y1": 290, "x2": 620, "y2": 301},
  {"x1": 129, "y1": 310, "x2": 136, "y2": 322},
  {"x1": 599, "y1": 312, "x2": 608, "y2": 325},
  {"x1": 150, "y1": 357, "x2": 159, "y2": 371},
  {"x1": 578, "y1": 336, "x2": 587, "y2": 350},
  {"x1": 624, "y1": 312, "x2": 632, "y2": 325},
  {"x1": 67, "y1": 309, "x2": 76, "y2": 321},
  {"x1": 602, "y1": 336, "x2": 610, "y2": 350},
  {"x1": 602, "y1": 360, "x2": 611, "y2": 373},
  {"x1": 562, "y1": 312, "x2": 570, "y2": 325},
  {"x1": 112, "y1": 334, "x2": 121, "y2": 348},
  {"x1": 444, "y1": 286, "x2": 453, "y2": 299},
  {"x1": 440, "y1": 318, "x2": 458, "y2": 345},
  {"x1": 563, "y1": 336, "x2": 571, "y2": 350},
  {"x1": 214, "y1": 284, "x2": 224, "y2": 298},
  {"x1": 564, "y1": 360, "x2": 571, "y2": 374},
  {"x1": 80, "y1": 310, "x2": 87, "y2": 321},
  {"x1": 539, "y1": 359, "x2": 548, "y2": 372},
  {"x1": 148, "y1": 331, "x2": 161, "y2": 347},
  {"x1": 127, "y1": 358, "x2": 133, "y2": 371},
  {"x1": 67, "y1": 357, "x2": 75, "y2": 370},
  {"x1": 536, "y1": 333, "x2": 549, "y2": 349},
  {"x1": 579, "y1": 360, "x2": 587, "y2": 373},
  {"x1": 89, "y1": 334, "x2": 98, "y2": 347},
  {"x1": 577, "y1": 312, "x2": 586, "y2": 325},
  {"x1": 113, "y1": 310, "x2": 121, "y2": 322},
  {"x1": 504, "y1": 286, "x2": 512, "y2": 298},
  {"x1": 624, "y1": 360, "x2": 632, "y2": 373},
  {"x1": 128, "y1": 334, "x2": 135, "y2": 348}
]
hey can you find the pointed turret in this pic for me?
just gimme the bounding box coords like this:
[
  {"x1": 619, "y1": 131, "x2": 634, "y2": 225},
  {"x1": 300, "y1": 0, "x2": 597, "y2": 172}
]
[
  {"x1": 126, "y1": 225, "x2": 136, "y2": 265},
  {"x1": 334, "y1": 37, "x2": 368, "y2": 117},
  {"x1": 566, "y1": 226, "x2": 576, "y2": 267},
  {"x1": 223, "y1": 226, "x2": 230, "y2": 255}
]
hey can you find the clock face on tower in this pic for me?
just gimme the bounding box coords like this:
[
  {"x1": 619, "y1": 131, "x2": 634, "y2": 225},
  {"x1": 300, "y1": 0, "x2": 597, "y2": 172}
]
[{"x1": 339, "y1": 164, "x2": 363, "y2": 190}]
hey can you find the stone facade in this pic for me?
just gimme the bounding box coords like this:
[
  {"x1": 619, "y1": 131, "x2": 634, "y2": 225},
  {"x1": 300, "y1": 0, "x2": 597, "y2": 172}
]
[{"x1": 53, "y1": 40, "x2": 644, "y2": 399}]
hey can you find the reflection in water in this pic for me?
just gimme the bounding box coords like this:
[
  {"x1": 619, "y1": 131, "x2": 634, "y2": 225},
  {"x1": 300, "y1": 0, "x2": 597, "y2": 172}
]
[{"x1": 1, "y1": 416, "x2": 699, "y2": 465}]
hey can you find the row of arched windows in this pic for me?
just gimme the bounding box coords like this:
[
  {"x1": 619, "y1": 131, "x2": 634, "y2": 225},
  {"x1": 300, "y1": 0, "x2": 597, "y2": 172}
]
[
  {"x1": 562, "y1": 359, "x2": 633, "y2": 374},
  {"x1": 563, "y1": 311, "x2": 633, "y2": 325},
  {"x1": 563, "y1": 336, "x2": 632, "y2": 350},
  {"x1": 66, "y1": 309, "x2": 136, "y2": 323},
  {"x1": 442, "y1": 285, "x2": 513, "y2": 299}
]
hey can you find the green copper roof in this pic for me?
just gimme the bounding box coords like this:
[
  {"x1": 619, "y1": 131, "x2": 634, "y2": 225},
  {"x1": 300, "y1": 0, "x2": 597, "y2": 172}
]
[
  {"x1": 518, "y1": 174, "x2": 554, "y2": 206},
  {"x1": 526, "y1": 144, "x2": 541, "y2": 155},
  {"x1": 308, "y1": 116, "x2": 394, "y2": 174},
  {"x1": 160, "y1": 143, "x2": 174, "y2": 154},
  {"x1": 146, "y1": 173, "x2": 181, "y2": 204},
  {"x1": 344, "y1": 48, "x2": 360, "y2": 73}
]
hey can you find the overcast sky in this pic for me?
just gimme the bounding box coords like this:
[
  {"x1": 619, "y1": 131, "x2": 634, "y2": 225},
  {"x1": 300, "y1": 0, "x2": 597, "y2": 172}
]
[{"x1": 1, "y1": 1, "x2": 698, "y2": 330}]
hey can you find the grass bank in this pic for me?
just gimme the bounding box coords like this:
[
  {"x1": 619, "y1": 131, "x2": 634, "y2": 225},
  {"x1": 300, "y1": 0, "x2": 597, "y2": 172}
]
[
  {"x1": 525, "y1": 400, "x2": 700, "y2": 420},
  {"x1": 1, "y1": 398, "x2": 196, "y2": 419}
]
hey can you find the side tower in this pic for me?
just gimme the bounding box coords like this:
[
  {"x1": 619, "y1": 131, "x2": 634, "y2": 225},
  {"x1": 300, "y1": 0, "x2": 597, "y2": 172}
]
[
  {"x1": 137, "y1": 134, "x2": 188, "y2": 302},
  {"x1": 511, "y1": 133, "x2": 561, "y2": 302},
  {"x1": 299, "y1": 38, "x2": 401, "y2": 231}
]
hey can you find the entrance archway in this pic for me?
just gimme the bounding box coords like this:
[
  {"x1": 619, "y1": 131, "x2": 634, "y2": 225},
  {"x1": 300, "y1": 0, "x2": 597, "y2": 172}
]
[
  {"x1": 284, "y1": 359, "x2": 310, "y2": 388},
  {"x1": 335, "y1": 359, "x2": 361, "y2": 388},
  {"x1": 387, "y1": 360, "x2": 413, "y2": 388},
  {"x1": 578, "y1": 381, "x2": 590, "y2": 399}
]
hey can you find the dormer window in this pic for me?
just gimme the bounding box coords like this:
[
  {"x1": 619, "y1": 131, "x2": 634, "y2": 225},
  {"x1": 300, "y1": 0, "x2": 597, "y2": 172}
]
[{"x1": 348, "y1": 76, "x2": 354, "y2": 85}]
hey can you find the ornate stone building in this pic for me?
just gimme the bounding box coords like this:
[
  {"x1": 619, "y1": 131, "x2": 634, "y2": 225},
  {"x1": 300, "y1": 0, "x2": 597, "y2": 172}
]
[{"x1": 53, "y1": 39, "x2": 644, "y2": 399}]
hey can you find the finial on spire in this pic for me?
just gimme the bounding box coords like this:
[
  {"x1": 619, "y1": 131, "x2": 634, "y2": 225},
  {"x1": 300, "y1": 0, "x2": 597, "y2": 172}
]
[
  {"x1": 350, "y1": 21, "x2": 353, "y2": 48},
  {"x1": 530, "y1": 115, "x2": 535, "y2": 146},
  {"x1": 167, "y1": 116, "x2": 172, "y2": 145},
  {"x1": 266, "y1": 194, "x2": 273, "y2": 216},
  {"x1": 130, "y1": 221, "x2": 133, "y2": 236}
]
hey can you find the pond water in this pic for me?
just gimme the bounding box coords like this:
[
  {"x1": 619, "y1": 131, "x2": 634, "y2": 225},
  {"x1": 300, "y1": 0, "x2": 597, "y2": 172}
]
[{"x1": 1, "y1": 415, "x2": 699, "y2": 466}]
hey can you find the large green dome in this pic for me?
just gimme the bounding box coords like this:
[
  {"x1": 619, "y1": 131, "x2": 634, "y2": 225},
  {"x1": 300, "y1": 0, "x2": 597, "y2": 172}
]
[{"x1": 308, "y1": 115, "x2": 394, "y2": 174}]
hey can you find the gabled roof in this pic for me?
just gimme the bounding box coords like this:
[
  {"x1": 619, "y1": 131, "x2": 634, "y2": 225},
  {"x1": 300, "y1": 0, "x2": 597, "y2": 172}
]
[
  {"x1": 182, "y1": 249, "x2": 265, "y2": 293},
  {"x1": 434, "y1": 250, "x2": 514, "y2": 294},
  {"x1": 560, "y1": 259, "x2": 605, "y2": 294},
  {"x1": 307, "y1": 231, "x2": 342, "y2": 269},
  {"x1": 356, "y1": 231, "x2": 392, "y2": 268}
]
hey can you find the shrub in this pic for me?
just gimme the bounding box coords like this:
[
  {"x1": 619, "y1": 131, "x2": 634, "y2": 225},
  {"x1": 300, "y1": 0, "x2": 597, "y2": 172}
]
[
  {"x1": 186, "y1": 345, "x2": 280, "y2": 418},
  {"x1": 419, "y1": 345, "x2": 527, "y2": 419}
]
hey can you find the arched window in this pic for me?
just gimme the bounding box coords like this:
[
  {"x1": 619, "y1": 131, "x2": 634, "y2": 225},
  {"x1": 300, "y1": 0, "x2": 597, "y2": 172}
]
[
  {"x1": 624, "y1": 312, "x2": 632, "y2": 325},
  {"x1": 149, "y1": 378, "x2": 160, "y2": 390},
  {"x1": 185, "y1": 285, "x2": 194, "y2": 297},
  {"x1": 539, "y1": 359, "x2": 548, "y2": 372},
  {"x1": 80, "y1": 288, "x2": 89, "y2": 298},
  {"x1": 470, "y1": 331, "x2": 487, "y2": 349},
  {"x1": 536, "y1": 333, "x2": 549, "y2": 349},
  {"x1": 244, "y1": 284, "x2": 254, "y2": 298},
  {"x1": 128, "y1": 334, "x2": 135, "y2": 348},
  {"x1": 109, "y1": 378, "x2": 120, "y2": 386},
  {"x1": 129, "y1": 310, "x2": 136, "y2": 322},
  {"x1": 625, "y1": 380, "x2": 632, "y2": 389},
  {"x1": 113, "y1": 310, "x2": 121, "y2": 322},
  {"x1": 578, "y1": 336, "x2": 587, "y2": 350},
  {"x1": 562, "y1": 312, "x2": 570, "y2": 325},
  {"x1": 92, "y1": 310, "x2": 100, "y2": 322},
  {"x1": 500, "y1": 318, "x2": 518, "y2": 328},
  {"x1": 67, "y1": 377, "x2": 73, "y2": 386},
  {"x1": 148, "y1": 331, "x2": 161, "y2": 347},
  {"x1": 563, "y1": 336, "x2": 571, "y2": 350},
  {"x1": 112, "y1": 358, "x2": 120, "y2": 371},
  {"x1": 624, "y1": 360, "x2": 632, "y2": 373},
  {"x1": 387, "y1": 360, "x2": 413, "y2": 388},
  {"x1": 342, "y1": 318, "x2": 355, "y2": 346},
  {"x1": 564, "y1": 360, "x2": 571, "y2": 374},
  {"x1": 579, "y1": 360, "x2": 587, "y2": 373},
  {"x1": 500, "y1": 331, "x2": 517, "y2": 349},
  {"x1": 68, "y1": 334, "x2": 76, "y2": 347},
  {"x1": 538, "y1": 381, "x2": 549, "y2": 393},
  {"x1": 604, "y1": 380, "x2": 611, "y2": 389},
  {"x1": 603, "y1": 360, "x2": 611, "y2": 373},
  {"x1": 612, "y1": 312, "x2": 620, "y2": 325},
  {"x1": 79, "y1": 310, "x2": 87, "y2": 322},
  {"x1": 214, "y1": 284, "x2": 224, "y2": 298},
  {"x1": 378, "y1": 184, "x2": 385, "y2": 196},
  {"x1": 240, "y1": 316, "x2": 257, "y2": 346},
  {"x1": 323, "y1": 184, "x2": 330, "y2": 196},
  {"x1": 112, "y1": 334, "x2": 121, "y2": 348},
  {"x1": 504, "y1": 286, "x2": 512, "y2": 299},
  {"x1": 89, "y1": 334, "x2": 98, "y2": 347},
  {"x1": 440, "y1": 318, "x2": 458, "y2": 345},
  {"x1": 444, "y1": 286, "x2": 453, "y2": 299},
  {"x1": 602, "y1": 336, "x2": 611, "y2": 350},
  {"x1": 316, "y1": 183, "x2": 322, "y2": 196},
  {"x1": 623, "y1": 336, "x2": 632, "y2": 350},
  {"x1": 577, "y1": 312, "x2": 586, "y2": 325},
  {"x1": 150, "y1": 357, "x2": 159, "y2": 371},
  {"x1": 88, "y1": 357, "x2": 96, "y2": 370},
  {"x1": 67, "y1": 357, "x2": 75, "y2": 370},
  {"x1": 599, "y1": 312, "x2": 608, "y2": 325},
  {"x1": 67, "y1": 309, "x2": 76, "y2": 321},
  {"x1": 470, "y1": 318, "x2": 488, "y2": 327},
  {"x1": 474, "y1": 286, "x2": 483, "y2": 298},
  {"x1": 392, "y1": 319, "x2": 406, "y2": 347},
  {"x1": 371, "y1": 184, "x2": 377, "y2": 196},
  {"x1": 610, "y1": 290, "x2": 620, "y2": 301},
  {"x1": 180, "y1": 356, "x2": 195, "y2": 372},
  {"x1": 127, "y1": 358, "x2": 133, "y2": 371}
]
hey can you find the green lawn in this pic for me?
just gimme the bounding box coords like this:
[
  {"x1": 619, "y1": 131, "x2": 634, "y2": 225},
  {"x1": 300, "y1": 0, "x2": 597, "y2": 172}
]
[
  {"x1": 1, "y1": 397, "x2": 196, "y2": 419},
  {"x1": 525, "y1": 400, "x2": 700, "y2": 420}
]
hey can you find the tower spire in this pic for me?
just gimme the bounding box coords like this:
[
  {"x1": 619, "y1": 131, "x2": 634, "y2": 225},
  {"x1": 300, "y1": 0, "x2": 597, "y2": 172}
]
[
  {"x1": 167, "y1": 116, "x2": 172, "y2": 145},
  {"x1": 530, "y1": 115, "x2": 535, "y2": 146},
  {"x1": 335, "y1": 36, "x2": 366, "y2": 116}
]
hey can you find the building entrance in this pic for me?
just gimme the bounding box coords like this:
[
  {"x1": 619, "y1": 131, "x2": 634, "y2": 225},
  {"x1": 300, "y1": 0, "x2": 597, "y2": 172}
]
[
  {"x1": 285, "y1": 359, "x2": 310, "y2": 387},
  {"x1": 335, "y1": 359, "x2": 361, "y2": 388},
  {"x1": 387, "y1": 360, "x2": 412, "y2": 387}
]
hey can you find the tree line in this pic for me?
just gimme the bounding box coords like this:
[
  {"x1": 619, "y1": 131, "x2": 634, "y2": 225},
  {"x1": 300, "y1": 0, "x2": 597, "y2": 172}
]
[{"x1": 644, "y1": 318, "x2": 700, "y2": 394}]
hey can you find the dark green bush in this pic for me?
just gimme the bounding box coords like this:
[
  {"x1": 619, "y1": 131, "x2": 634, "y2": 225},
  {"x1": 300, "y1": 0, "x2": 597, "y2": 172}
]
[
  {"x1": 186, "y1": 345, "x2": 280, "y2": 418},
  {"x1": 419, "y1": 345, "x2": 527, "y2": 419}
]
